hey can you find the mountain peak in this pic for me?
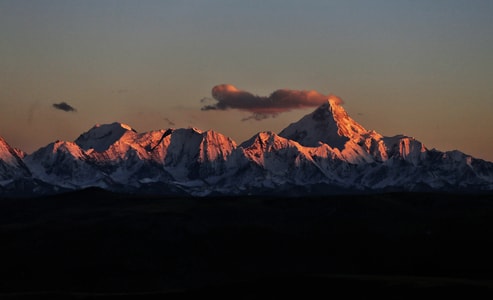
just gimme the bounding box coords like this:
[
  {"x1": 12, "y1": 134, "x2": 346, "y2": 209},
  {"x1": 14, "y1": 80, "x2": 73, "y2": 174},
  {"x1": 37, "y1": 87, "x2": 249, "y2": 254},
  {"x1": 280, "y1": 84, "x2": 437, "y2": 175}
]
[
  {"x1": 0, "y1": 136, "x2": 30, "y2": 180},
  {"x1": 0, "y1": 136, "x2": 18, "y2": 165},
  {"x1": 279, "y1": 97, "x2": 368, "y2": 150},
  {"x1": 95, "y1": 122, "x2": 135, "y2": 131},
  {"x1": 75, "y1": 122, "x2": 137, "y2": 152}
]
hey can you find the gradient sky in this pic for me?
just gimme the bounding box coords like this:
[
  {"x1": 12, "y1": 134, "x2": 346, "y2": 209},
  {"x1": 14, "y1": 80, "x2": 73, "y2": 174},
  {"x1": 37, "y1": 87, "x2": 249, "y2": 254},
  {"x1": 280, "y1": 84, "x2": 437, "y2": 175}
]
[{"x1": 1, "y1": 0, "x2": 492, "y2": 161}]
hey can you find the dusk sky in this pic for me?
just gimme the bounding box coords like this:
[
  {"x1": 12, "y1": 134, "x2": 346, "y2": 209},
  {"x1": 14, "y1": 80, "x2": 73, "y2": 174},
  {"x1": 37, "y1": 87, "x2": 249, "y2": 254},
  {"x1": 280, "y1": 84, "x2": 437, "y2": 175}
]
[{"x1": 1, "y1": 0, "x2": 492, "y2": 161}]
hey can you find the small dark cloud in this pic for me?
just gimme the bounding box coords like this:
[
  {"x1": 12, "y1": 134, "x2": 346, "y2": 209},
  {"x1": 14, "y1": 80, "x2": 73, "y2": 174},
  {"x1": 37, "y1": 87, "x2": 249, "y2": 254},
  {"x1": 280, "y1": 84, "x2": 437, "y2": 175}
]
[
  {"x1": 52, "y1": 102, "x2": 77, "y2": 112},
  {"x1": 201, "y1": 84, "x2": 343, "y2": 121}
]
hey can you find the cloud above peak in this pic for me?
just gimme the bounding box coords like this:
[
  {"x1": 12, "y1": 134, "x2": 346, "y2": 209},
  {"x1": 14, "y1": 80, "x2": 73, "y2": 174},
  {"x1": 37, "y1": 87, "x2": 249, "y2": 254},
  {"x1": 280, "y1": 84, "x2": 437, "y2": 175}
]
[
  {"x1": 52, "y1": 102, "x2": 77, "y2": 112},
  {"x1": 201, "y1": 84, "x2": 341, "y2": 120}
]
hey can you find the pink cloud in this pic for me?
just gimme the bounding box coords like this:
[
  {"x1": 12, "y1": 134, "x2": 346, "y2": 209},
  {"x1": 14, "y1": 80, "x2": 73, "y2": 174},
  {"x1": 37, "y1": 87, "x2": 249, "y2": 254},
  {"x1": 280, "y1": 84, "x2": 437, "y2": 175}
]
[{"x1": 201, "y1": 84, "x2": 342, "y2": 120}]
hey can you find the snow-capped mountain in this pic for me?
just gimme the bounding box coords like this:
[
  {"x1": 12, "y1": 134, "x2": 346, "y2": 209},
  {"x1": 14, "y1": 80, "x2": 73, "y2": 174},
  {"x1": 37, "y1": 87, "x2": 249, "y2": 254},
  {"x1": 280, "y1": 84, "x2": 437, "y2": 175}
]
[
  {"x1": 75, "y1": 122, "x2": 138, "y2": 152},
  {"x1": 0, "y1": 137, "x2": 30, "y2": 183},
  {"x1": 0, "y1": 137, "x2": 53, "y2": 197},
  {"x1": 1, "y1": 99, "x2": 493, "y2": 196},
  {"x1": 25, "y1": 140, "x2": 103, "y2": 189},
  {"x1": 238, "y1": 132, "x2": 342, "y2": 187},
  {"x1": 279, "y1": 99, "x2": 493, "y2": 191},
  {"x1": 280, "y1": 98, "x2": 391, "y2": 164}
]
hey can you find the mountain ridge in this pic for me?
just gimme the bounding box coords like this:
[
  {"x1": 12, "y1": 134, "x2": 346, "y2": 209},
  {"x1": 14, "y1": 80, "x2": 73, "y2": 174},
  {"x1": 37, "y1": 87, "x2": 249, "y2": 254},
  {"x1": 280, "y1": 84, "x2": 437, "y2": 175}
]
[{"x1": 1, "y1": 100, "x2": 493, "y2": 196}]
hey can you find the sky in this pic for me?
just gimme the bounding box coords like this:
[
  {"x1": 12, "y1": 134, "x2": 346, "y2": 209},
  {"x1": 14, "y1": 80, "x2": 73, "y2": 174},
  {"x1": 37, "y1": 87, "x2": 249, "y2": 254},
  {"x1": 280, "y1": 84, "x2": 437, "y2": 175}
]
[{"x1": 1, "y1": 0, "x2": 492, "y2": 161}]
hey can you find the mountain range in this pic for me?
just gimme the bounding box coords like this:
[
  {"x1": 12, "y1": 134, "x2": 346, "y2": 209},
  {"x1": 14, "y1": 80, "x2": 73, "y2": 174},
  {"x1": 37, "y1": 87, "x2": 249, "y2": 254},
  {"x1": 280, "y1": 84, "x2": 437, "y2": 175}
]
[{"x1": 1, "y1": 99, "x2": 492, "y2": 197}]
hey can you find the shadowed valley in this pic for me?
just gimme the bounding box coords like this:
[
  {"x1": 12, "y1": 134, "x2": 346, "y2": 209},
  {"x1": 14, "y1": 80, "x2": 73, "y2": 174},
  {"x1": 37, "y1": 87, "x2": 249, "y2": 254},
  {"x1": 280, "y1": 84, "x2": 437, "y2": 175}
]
[{"x1": 1, "y1": 190, "x2": 493, "y2": 298}]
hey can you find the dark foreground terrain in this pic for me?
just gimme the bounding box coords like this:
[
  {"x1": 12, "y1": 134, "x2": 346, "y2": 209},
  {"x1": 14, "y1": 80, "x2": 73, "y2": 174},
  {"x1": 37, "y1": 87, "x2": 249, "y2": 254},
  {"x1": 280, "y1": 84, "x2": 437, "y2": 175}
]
[{"x1": 1, "y1": 189, "x2": 493, "y2": 299}]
